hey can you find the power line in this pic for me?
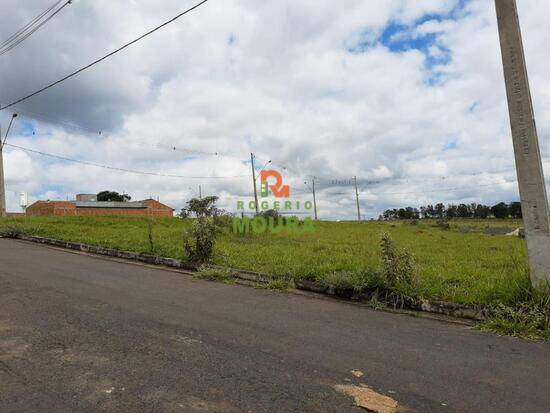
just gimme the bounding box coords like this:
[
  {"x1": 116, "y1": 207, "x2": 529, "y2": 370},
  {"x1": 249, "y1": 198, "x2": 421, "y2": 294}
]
[
  {"x1": 0, "y1": 0, "x2": 62, "y2": 48},
  {"x1": 13, "y1": 108, "x2": 251, "y2": 160},
  {"x1": 0, "y1": 0, "x2": 210, "y2": 111},
  {"x1": 0, "y1": 0, "x2": 71, "y2": 57},
  {"x1": 4, "y1": 143, "x2": 250, "y2": 180}
]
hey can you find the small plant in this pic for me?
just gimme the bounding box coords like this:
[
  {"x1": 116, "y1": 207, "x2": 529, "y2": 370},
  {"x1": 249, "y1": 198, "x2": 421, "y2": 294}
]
[
  {"x1": 183, "y1": 217, "x2": 217, "y2": 263},
  {"x1": 147, "y1": 219, "x2": 155, "y2": 254},
  {"x1": 257, "y1": 278, "x2": 292, "y2": 292},
  {"x1": 195, "y1": 265, "x2": 234, "y2": 283},
  {"x1": 0, "y1": 226, "x2": 24, "y2": 238},
  {"x1": 320, "y1": 271, "x2": 365, "y2": 292},
  {"x1": 379, "y1": 232, "x2": 417, "y2": 289}
]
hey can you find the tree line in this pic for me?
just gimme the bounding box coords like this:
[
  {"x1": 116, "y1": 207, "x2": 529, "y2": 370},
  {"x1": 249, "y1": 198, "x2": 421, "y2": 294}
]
[{"x1": 380, "y1": 202, "x2": 522, "y2": 220}]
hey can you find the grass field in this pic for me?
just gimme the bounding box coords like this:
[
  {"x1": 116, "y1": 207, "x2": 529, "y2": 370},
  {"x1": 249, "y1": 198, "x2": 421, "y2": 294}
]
[{"x1": 0, "y1": 215, "x2": 529, "y2": 307}]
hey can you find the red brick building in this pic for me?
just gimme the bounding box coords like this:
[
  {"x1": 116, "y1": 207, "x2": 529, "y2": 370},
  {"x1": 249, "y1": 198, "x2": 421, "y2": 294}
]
[{"x1": 26, "y1": 198, "x2": 174, "y2": 218}]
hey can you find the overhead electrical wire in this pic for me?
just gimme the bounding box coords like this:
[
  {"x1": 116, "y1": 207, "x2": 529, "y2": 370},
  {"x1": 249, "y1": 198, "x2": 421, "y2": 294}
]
[
  {"x1": 0, "y1": 0, "x2": 210, "y2": 111},
  {"x1": 0, "y1": 0, "x2": 72, "y2": 57},
  {"x1": 0, "y1": 0, "x2": 62, "y2": 48},
  {"x1": 4, "y1": 143, "x2": 250, "y2": 180}
]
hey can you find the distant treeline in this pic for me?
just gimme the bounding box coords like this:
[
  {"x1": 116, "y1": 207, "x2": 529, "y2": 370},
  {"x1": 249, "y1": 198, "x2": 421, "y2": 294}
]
[{"x1": 380, "y1": 202, "x2": 522, "y2": 220}]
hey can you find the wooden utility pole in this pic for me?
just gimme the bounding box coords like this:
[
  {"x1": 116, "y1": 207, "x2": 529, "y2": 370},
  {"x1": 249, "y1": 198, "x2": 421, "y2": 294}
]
[
  {"x1": 250, "y1": 153, "x2": 259, "y2": 214},
  {"x1": 354, "y1": 176, "x2": 361, "y2": 221},
  {"x1": 495, "y1": 0, "x2": 550, "y2": 287},
  {"x1": 312, "y1": 177, "x2": 318, "y2": 220}
]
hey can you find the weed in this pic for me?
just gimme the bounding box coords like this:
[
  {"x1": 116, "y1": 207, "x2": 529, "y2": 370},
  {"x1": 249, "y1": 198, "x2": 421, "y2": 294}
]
[
  {"x1": 379, "y1": 232, "x2": 417, "y2": 290},
  {"x1": 147, "y1": 219, "x2": 155, "y2": 254},
  {"x1": 195, "y1": 266, "x2": 234, "y2": 283},
  {"x1": 481, "y1": 288, "x2": 550, "y2": 340},
  {"x1": 257, "y1": 278, "x2": 292, "y2": 292},
  {"x1": 0, "y1": 226, "x2": 24, "y2": 238}
]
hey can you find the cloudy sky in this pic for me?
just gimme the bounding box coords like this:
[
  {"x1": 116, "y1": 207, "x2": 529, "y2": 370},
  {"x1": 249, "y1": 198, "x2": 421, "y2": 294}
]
[{"x1": 1, "y1": 0, "x2": 549, "y2": 219}]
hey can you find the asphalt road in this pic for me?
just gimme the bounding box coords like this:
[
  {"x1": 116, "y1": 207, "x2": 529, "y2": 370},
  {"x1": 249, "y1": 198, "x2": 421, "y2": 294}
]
[{"x1": 1, "y1": 239, "x2": 549, "y2": 413}]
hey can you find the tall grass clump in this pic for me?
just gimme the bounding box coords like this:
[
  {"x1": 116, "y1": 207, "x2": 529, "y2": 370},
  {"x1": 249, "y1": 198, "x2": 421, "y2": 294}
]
[{"x1": 379, "y1": 232, "x2": 417, "y2": 290}]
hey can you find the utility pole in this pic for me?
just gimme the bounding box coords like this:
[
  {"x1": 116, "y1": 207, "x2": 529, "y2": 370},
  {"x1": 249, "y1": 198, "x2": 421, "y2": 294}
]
[
  {"x1": 0, "y1": 142, "x2": 5, "y2": 218},
  {"x1": 495, "y1": 0, "x2": 550, "y2": 288},
  {"x1": 0, "y1": 113, "x2": 18, "y2": 218},
  {"x1": 305, "y1": 177, "x2": 318, "y2": 220},
  {"x1": 312, "y1": 177, "x2": 318, "y2": 220},
  {"x1": 250, "y1": 153, "x2": 259, "y2": 214},
  {"x1": 199, "y1": 184, "x2": 202, "y2": 199},
  {"x1": 354, "y1": 176, "x2": 361, "y2": 222}
]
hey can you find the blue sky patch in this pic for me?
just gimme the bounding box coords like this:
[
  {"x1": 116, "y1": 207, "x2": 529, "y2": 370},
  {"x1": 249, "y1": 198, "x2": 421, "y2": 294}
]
[
  {"x1": 349, "y1": 0, "x2": 470, "y2": 83},
  {"x1": 443, "y1": 140, "x2": 458, "y2": 151}
]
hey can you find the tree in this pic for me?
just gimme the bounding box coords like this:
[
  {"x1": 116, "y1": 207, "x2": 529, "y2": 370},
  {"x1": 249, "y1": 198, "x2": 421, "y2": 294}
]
[
  {"x1": 474, "y1": 204, "x2": 491, "y2": 219},
  {"x1": 435, "y1": 203, "x2": 446, "y2": 219},
  {"x1": 509, "y1": 202, "x2": 523, "y2": 219},
  {"x1": 97, "y1": 191, "x2": 131, "y2": 202},
  {"x1": 446, "y1": 204, "x2": 458, "y2": 219},
  {"x1": 425, "y1": 205, "x2": 436, "y2": 219},
  {"x1": 180, "y1": 196, "x2": 223, "y2": 218},
  {"x1": 457, "y1": 204, "x2": 471, "y2": 218},
  {"x1": 491, "y1": 202, "x2": 509, "y2": 219}
]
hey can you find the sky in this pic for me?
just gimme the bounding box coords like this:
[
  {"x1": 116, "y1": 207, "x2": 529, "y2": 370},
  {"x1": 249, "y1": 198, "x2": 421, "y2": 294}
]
[{"x1": 1, "y1": 0, "x2": 550, "y2": 219}]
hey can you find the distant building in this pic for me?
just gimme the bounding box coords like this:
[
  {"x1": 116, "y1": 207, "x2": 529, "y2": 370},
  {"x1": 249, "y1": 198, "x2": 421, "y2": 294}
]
[{"x1": 26, "y1": 197, "x2": 174, "y2": 218}]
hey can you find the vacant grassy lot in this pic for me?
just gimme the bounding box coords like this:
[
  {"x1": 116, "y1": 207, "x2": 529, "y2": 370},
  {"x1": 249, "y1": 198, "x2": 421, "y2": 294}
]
[{"x1": 0, "y1": 216, "x2": 529, "y2": 308}]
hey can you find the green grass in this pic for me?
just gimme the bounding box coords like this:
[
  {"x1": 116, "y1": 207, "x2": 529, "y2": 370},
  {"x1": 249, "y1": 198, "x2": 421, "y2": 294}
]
[{"x1": 0, "y1": 216, "x2": 529, "y2": 307}]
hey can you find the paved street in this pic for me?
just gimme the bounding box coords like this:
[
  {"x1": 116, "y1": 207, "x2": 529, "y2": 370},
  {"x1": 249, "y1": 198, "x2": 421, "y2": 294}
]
[{"x1": 1, "y1": 239, "x2": 549, "y2": 412}]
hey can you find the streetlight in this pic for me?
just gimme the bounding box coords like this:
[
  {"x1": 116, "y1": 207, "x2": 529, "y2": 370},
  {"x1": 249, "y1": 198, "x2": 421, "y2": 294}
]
[{"x1": 2, "y1": 113, "x2": 18, "y2": 148}]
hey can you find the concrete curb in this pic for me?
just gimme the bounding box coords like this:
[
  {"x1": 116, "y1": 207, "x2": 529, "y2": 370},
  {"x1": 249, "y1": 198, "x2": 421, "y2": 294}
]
[{"x1": 12, "y1": 234, "x2": 486, "y2": 322}]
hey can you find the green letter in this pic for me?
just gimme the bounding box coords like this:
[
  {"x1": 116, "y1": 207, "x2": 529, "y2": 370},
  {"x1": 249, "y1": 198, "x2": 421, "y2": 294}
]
[
  {"x1": 286, "y1": 217, "x2": 299, "y2": 233},
  {"x1": 252, "y1": 217, "x2": 267, "y2": 234},
  {"x1": 303, "y1": 217, "x2": 315, "y2": 233},
  {"x1": 233, "y1": 218, "x2": 250, "y2": 234}
]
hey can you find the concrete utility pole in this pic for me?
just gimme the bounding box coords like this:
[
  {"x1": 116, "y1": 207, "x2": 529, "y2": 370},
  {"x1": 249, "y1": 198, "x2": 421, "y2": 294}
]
[
  {"x1": 0, "y1": 113, "x2": 18, "y2": 218},
  {"x1": 0, "y1": 143, "x2": 6, "y2": 218},
  {"x1": 250, "y1": 153, "x2": 259, "y2": 214},
  {"x1": 354, "y1": 176, "x2": 361, "y2": 221},
  {"x1": 495, "y1": 0, "x2": 550, "y2": 288}
]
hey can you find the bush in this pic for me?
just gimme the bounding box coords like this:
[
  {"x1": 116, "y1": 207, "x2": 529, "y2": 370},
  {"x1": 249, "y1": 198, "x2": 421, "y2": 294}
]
[
  {"x1": 379, "y1": 232, "x2": 417, "y2": 289},
  {"x1": 183, "y1": 217, "x2": 217, "y2": 263}
]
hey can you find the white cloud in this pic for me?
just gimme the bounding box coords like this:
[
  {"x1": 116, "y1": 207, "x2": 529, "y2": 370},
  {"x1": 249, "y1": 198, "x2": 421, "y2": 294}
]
[{"x1": 1, "y1": 0, "x2": 549, "y2": 219}]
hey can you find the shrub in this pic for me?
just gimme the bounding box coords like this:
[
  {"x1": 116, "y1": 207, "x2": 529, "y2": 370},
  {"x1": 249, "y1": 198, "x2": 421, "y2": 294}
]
[
  {"x1": 183, "y1": 217, "x2": 217, "y2": 263},
  {"x1": 0, "y1": 226, "x2": 24, "y2": 238},
  {"x1": 379, "y1": 232, "x2": 417, "y2": 289}
]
